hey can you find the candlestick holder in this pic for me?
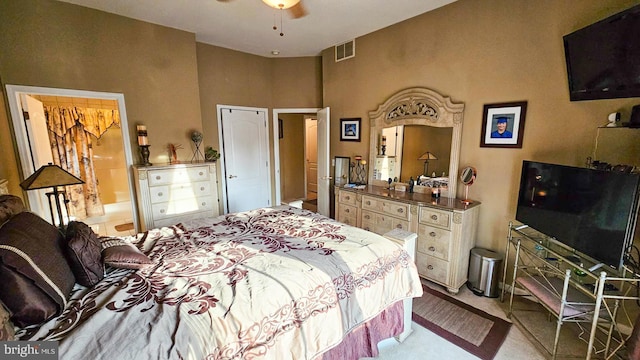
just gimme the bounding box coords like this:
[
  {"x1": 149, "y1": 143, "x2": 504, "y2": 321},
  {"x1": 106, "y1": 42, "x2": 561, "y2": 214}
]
[
  {"x1": 139, "y1": 145, "x2": 152, "y2": 166},
  {"x1": 381, "y1": 144, "x2": 386, "y2": 156}
]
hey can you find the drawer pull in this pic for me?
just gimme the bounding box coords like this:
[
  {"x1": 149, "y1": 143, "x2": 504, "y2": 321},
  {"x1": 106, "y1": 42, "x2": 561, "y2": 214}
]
[
  {"x1": 366, "y1": 200, "x2": 371, "y2": 205},
  {"x1": 364, "y1": 214, "x2": 371, "y2": 220},
  {"x1": 431, "y1": 214, "x2": 438, "y2": 220},
  {"x1": 201, "y1": 202, "x2": 206, "y2": 206},
  {"x1": 199, "y1": 171, "x2": 204, "y2": 176},
  {"x1": 160, "y1": 209, "x2": 165, "y2": 214},
  {"x1": 200, "y1": 186, "x2": 205, "y2": 191},
  {"x1": 428, "y1": 246, "x2": 436, "y2": 251},
  {"x1": 429, "y1": 231, "x2": 436, "y2": 237},
  {"x1": 156, "y1": 176, "x2": 161, "y2": 180},
  {"x1": 345, "y1": 208, "x2": 350, "y2": 213},
  {"x1": 157, "y1": 192, "x2": 163, "y2": 197},
  {"x1": 396, "y1": 224, "x2": 402, "y2": 229},
  {"x1": 364, "y1": 227, "x2": 370, "y2": 231},
  {"x1": 397, "y1": 208, "x2": 404, "y2": 213},
  {"x1": 345, "y1": 196, "x2": 350, "y2": 201},
  {"x1": 427, "y1": 265, "x2": 434, "y2": 270}
]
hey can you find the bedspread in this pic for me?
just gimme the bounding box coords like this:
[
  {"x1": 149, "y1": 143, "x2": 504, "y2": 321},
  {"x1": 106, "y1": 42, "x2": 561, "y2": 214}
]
[{"x1": 19, "y1": 206, "x2": 422, "y2": 359}]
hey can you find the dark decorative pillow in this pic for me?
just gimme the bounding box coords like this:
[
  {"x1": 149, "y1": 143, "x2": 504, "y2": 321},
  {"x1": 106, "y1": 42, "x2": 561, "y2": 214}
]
[
  {"x1": 0, "y1": 195, "x2": 25, "y2": 225},
  {"x1": 65, "y1": 221, "x2": 104, "y2": 287},
  {"x1": 0, "y1": 301, "x2": 15, "y2": 341},
  {"x1": 0, "y1": 212, "x2": 75, "y2": 326},
  {"x1": 101, "y1": 237, "x2": 153, "y2": 270}
]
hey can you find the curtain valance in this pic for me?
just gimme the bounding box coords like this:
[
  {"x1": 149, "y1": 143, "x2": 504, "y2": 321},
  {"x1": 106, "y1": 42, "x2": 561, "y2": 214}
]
[{"x1": 45, "y1": 106, "x2": 121, "y2": 139}]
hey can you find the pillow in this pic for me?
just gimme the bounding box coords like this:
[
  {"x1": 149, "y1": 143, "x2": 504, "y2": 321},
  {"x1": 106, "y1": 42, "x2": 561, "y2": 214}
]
[
  {"x1": 101, "y1": 237, "x2": 153, "y2": 270},
  {"x1": 0, "y1": 212, "x2": 75, "y2": 326},
  {"x1": 0, "y1": 301, "x2": 15, "y2": 341},
  {"x1": 65, "y1": 221, "x2": 104, "y2": 287},
  {"x1": 0, "y1": 195, "x2": 25, "y2": 225}
]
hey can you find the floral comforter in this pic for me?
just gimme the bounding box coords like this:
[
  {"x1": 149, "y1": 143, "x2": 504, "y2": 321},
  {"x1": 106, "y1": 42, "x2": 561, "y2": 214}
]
[{"x1": 21, "y1": 206, "x2": 423, "y2": 359}]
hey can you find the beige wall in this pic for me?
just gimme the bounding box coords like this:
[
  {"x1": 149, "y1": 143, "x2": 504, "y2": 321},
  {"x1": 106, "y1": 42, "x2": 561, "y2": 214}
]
[
  {"x1": 0, "y1": 0, "x2": 202, "y2": 184},
  {"x1": 323, "y1": 0, "x2": 640, "y2": 251},
  {"x1": 0, "y1": 0, "x2": 322, "y2": 211}
]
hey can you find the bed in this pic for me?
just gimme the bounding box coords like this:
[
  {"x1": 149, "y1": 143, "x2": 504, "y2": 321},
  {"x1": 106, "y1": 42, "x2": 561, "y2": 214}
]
[{"x1": 0, "y1": 195, "x2": 422, "y2": 360}]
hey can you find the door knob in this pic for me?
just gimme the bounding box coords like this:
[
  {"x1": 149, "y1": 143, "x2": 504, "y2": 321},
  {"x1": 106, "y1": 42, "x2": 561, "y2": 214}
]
[{"x1": 228, "y1": 175, "x2": 237, "y2": 179}]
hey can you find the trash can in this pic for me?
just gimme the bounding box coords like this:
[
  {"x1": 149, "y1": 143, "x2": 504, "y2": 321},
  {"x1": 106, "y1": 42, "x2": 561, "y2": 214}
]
[{"x1": 467, "y1": 247, "x2": 503, "y2": 298}]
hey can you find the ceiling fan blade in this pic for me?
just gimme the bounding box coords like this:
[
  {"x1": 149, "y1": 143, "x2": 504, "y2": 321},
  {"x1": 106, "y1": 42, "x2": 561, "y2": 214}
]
[{"x1": 288, "y1": 2, "x2": 308, "y2": 19}]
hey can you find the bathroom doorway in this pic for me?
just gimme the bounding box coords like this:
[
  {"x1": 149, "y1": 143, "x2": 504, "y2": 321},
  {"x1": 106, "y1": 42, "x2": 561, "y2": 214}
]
[{"x1": 6, "y1": 85, "x2": 138, "y2": 236}]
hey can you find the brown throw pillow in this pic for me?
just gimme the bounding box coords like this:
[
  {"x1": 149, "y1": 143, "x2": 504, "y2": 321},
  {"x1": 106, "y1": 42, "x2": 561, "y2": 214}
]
[
  {"x1": 0, "y1": 195, "x2": 25, "y2": 225},
  {"x1": 65, "y1": 221, "x2": 104, "y2": 287},
  {"x1": 0, "y1": 212, "x2": 75, "y2": 326},
  {"x1": 101, "y1": 237, "x2": 153, "y2": 270},
  {"x1": 0, "y1": 301, "x2": 15, "y2": 341}
]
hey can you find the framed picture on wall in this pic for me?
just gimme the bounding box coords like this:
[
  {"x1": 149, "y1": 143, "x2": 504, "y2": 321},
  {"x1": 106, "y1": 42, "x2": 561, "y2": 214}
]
[
  {"x1": 278, "y1": 118, "x2": 283, "y2": 139},
  {"x1": 340, "y1": 118, "x2": 361, "y2": 142},
  {"x1": 480, "y1": 101, "x2": 527, "y2": 148}
]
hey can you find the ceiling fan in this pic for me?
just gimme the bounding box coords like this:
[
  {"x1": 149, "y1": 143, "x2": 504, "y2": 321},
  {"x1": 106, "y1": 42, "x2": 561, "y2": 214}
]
[{"x1": 217, "y1": 0, "x2": 308, "y2": 21}]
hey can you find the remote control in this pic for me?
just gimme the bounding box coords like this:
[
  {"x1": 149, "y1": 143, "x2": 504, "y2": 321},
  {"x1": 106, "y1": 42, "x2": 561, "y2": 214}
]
[{"x1": 588, "y1": 263, "x2": 604, "y2": 272}]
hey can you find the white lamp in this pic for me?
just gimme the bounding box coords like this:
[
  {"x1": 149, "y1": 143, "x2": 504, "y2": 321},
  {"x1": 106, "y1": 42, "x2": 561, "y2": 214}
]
[{"x1": 261, "y1": 0, "x2": 300, "y2": 9}]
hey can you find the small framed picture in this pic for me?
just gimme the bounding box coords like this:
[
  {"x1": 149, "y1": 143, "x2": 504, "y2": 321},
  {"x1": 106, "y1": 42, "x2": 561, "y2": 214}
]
[
  {"x1": 480, "y1": 101, "x2": 527, "y2": 148},
  {"x1": 340, "y1": 118, "x2": 361, "y2": 142}
]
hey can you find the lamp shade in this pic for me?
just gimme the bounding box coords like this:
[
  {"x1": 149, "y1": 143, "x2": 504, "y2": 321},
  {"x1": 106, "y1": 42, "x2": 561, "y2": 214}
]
[
  {"x1": 20, "y1": 163, "x2": 84, "y2": 190},
  {"x1": 261, "y1": 0, "x2": 300, "y2": 9},
  {"x1": 418, "y1": 152, "x2": 438, "y2": 161}
]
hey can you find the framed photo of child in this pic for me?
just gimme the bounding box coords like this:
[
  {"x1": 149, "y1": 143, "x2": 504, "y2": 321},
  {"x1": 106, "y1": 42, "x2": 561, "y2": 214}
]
[{"x1": 480, "y1": 101, "x2": 527, "y2": 148}]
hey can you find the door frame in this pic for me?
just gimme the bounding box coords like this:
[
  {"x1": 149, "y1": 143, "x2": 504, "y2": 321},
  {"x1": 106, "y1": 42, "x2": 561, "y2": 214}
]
[
  {"x1": 5, "y1": 84, "x2": 138, "y2": 231},
  {"x1": 217, "y1": 104, "x2": 271, "y2": 214},
  {"x1": 272, "y1": 108, "x2": 322, "y2": 206}
]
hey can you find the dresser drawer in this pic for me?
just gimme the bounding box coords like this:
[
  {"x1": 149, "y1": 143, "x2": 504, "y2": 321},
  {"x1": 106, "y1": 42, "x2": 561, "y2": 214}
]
[
  {"x1": 362, "y1": 196, "x2": 410, "y2": 221},
  {"x1": 338, "y1": 204, "x2": 357, "y2": 220},
  {"x1": 383, "y1": 201, "x2": 410, "y2": 221},
  {"x1": 339, "y1": 215, "x2": 358, "y2": 227},
  {"x1": 361, "y1": 210, "x2": 409, "y2": 235},
  {"x1": 151, "y1": 196, "x2": 215, "y2": 219},
  {"x1": 417, "y1": 224, "x2": 452, "y2": 261},
  {"x1": 419, "y1": 207, "x2": 451, "y2": 229},
  {"x1": 338, "y1": 190, "x2": 357, "y2": 206},
  {"x1": 416, "y1": 254, "x2": 449, "y2": 284},
  {"x1": 362, "y1": 196, "x2": 383, "y2": 212},
  {"x1": 148, "y1": 166, "x2": 209, "y2": 186},
  {"x1": 149, "y1": 181, "x2": 212, "y2": 204}
]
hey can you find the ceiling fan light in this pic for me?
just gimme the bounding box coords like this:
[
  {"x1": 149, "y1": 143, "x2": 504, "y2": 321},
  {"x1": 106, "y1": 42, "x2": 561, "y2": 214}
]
[{"x1": 261, "y1": 0, "x2": 300, "y2": 10}]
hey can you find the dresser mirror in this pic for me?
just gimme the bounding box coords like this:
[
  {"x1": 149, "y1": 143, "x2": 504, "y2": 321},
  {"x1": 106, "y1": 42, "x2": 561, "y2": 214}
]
[{"x1": 368, "y1": 87, "x2": 465, "y2": 197}]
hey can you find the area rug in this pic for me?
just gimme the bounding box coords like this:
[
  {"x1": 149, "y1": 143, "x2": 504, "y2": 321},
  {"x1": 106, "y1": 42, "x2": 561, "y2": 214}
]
[{"x1": 412, "y1": 284, "x2": 511, "y2": 360}]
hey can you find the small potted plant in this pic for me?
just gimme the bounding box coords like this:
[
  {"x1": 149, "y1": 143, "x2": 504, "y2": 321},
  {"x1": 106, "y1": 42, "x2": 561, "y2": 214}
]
[{"x1": 204, "y1": 147, "x2": 220, "y2": 162}]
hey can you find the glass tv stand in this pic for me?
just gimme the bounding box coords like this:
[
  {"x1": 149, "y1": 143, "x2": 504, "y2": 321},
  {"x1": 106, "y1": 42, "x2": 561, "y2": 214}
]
[{"x1": 500, "y1": 222, "x2": 640, "y2": 360}]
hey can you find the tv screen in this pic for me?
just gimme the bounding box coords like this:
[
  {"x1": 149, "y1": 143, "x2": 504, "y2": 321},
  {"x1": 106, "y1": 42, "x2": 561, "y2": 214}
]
[
  {"x1": 563, "y1": 4, "x2": 640, "y2": 101},
  {"x1": 516, "y1": 161, "x2": 640, "y2": 270}
]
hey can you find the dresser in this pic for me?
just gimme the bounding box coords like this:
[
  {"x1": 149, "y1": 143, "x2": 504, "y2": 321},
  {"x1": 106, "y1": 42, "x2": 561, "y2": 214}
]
[
  {"x1": 134, "y1": 163, "x2": 219, "y2": 231},
  {"x1": 336, "y1": 186, "x2": 480, "y2": 293}
]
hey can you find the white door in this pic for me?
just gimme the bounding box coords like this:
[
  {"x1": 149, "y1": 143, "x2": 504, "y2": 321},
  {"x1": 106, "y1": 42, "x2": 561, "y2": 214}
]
[
  {"x1": 305, "y1": 118, "x2": 317, "y2": 199},
  {"x1": 22, "y1": 95, "x2": 55, "y2": 221},
  {"x1": 220, "y1": 107, "x2": 271, "y2": 213},
  {"x1": 317, "y1": 107, "x2": 330, "y2": 216}
]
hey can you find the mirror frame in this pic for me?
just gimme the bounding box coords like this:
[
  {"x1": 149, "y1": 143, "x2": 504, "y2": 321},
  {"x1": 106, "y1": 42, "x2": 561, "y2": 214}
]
[{"x1": 368, "y1": 87, "x2": 465, "y2": 197}]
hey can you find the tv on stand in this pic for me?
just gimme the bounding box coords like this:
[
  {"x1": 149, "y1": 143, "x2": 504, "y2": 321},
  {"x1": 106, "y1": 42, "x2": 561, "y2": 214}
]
[{"x1": 515, "y1": 160, "x2": 640, "y2": 272}]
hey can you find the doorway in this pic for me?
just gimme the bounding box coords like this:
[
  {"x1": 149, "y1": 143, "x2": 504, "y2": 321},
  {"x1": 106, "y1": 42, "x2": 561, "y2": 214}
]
[
  {"x1": 5, "y1": 85, "x2": 138, "y2": 236},
  {"x1": 272, "y1": 107, "x2": 329, "y2": 216}
]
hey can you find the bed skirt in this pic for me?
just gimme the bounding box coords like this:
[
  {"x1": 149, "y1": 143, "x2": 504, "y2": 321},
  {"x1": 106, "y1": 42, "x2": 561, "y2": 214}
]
[{"x1": 321, "y1": 300, "x2": 404, "y2": 360}]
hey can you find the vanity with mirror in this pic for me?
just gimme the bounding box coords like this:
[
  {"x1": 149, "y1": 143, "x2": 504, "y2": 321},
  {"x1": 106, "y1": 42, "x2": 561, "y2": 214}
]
[{"x1": 335, "y1": 87, "x2": 481, "y2": 293}]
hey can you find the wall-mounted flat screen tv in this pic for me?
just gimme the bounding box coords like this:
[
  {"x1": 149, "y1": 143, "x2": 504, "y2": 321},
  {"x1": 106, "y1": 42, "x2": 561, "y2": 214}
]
[
  {"x1": 563, "y1": 4, "x2": 640, "y2": 101},
  {"x1": 516, "y1": 161, "x2": 640, "y2": 271}
]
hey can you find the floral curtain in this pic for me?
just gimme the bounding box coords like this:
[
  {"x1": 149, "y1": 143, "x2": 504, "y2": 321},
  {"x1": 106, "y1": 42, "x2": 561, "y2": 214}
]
[{"x1": 44, "y1": 106, "x2": 121, "y2": 219}]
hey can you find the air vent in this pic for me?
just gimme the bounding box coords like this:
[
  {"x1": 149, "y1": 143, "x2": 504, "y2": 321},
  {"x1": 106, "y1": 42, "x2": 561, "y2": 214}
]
[{"x1": 335, "y1": 40, "x2": 355, "y2": 62}]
